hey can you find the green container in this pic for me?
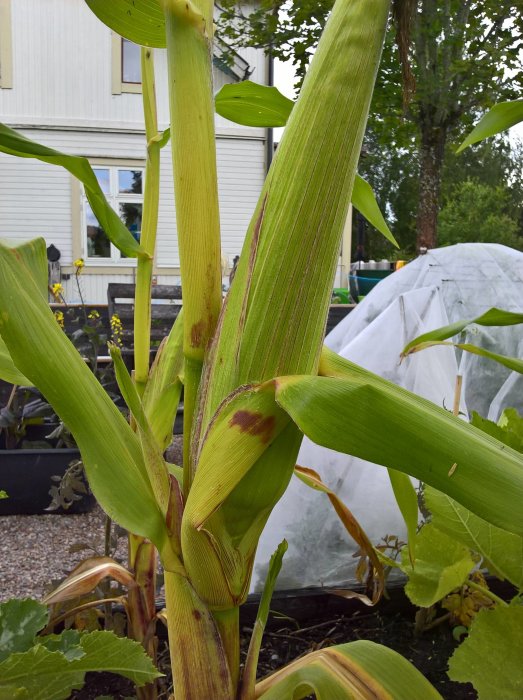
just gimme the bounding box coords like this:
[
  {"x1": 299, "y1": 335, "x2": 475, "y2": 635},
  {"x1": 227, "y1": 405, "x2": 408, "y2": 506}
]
[{"x1": 331, "y1": 287, "x2": 351, "y2": 304}]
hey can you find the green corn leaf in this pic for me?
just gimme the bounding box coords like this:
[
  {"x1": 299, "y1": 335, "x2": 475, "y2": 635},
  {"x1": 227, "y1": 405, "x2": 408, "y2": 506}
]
[
  {"x1": 0, "y1": 239, "x2": 167, "y2": 548},
  {"x1": 351, "y1": 174, "x2": 397, "y2": 246},
  {"x1": 0, "y1": 238, "x2": 48, "y2": 385},
  {"x1": 109, "y1": 344, "x2": 171, "y2": 515},
  {"x1": 402, "y1": 307, "x2": 523, "y2": 357},
  {"x1": 0, "y1": 124, "x2": 146, "y2": 259},
  {"x1": 215, "y1": 81, "x2": 294, "y2": 127},
  {"x1": 142, "y1": 309, "x2": 184, "y2": 450},
  {"x1": 256, "y1": 640, "x2": 442, "y2": 699},
  {"x1": 403, "y1": 341, "x2": 523, "y2": 375},
  {"x1": 240, "y1": 540, "x2": 287, "y2": 700},
  {"x1": 400, "y1": 524, "x2": 475, "y2": 608},
  {"x1": 0, "y1": 335, "x2": 31, "y2": 386},
  {"x1": 457, "y1": 100, "x2": 523, "y2": 152},
  {"x1": 0, "y1": 687, "x2": 29, "y2": 699},
  {"x1": 387, "y1": 468, "x2": 419, "y2": 565},
  {"x1": 448, "y1": 605, "x2": 523, "y2": 698},
  {"x1": 0, "y1": 599, "x2": 49, "y2": 663},
  {"x1": 274, "y1": 348, "x2": 523, "y2": 537},
  {"x1": 0, "y1": 631, "x2": 162, "y2": 700},
  {"x1": 425, "y1": 486, "x2": 523, "y2": 589},
  {"x1": 85, "y1": 0, "x2": 166, "y2": 48}
]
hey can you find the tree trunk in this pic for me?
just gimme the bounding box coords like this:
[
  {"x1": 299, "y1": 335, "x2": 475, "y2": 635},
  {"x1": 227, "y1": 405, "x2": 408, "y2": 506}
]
[{"x1": 416, "y1": 123, "x2": 447, "y2": 252}]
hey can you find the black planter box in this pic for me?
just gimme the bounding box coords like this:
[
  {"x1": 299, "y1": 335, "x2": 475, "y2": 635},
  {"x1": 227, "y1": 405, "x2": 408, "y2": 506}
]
[{"x1": 0, "y1": 447, "x2": 95, "y2": 515}]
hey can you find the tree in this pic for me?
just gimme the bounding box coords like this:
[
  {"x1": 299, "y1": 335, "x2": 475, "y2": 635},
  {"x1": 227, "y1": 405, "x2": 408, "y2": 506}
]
[
  {"x1": 218, "y1": 1, "x2": 523, "y2": 251},
  {"x1": 438, "y1": 180, "x2": 523, "y2": 250}
]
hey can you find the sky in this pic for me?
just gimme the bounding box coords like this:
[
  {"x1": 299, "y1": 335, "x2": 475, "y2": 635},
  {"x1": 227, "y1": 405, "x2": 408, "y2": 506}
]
[{"x1": 274, "y1": 58, "x2": 523, "y2": 145}]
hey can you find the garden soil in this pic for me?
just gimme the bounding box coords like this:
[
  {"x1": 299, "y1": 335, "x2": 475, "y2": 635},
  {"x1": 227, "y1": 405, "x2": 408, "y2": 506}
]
[{"x1": 72, "y1": 603, "x2": 476, "y2": 699}]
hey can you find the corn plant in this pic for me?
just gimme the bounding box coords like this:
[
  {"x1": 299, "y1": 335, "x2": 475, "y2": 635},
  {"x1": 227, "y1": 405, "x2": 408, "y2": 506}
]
[{"x1": 1, "y1": 0, "x2": 523, "y2": 698}]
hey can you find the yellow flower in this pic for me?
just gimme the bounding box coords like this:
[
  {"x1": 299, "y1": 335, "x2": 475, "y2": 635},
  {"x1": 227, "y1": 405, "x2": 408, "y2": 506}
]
[
  {"x1": 88, "y1": 309, "x2": 100, "y2": 320},
  {"x1": 51, "y1": 282, "x2": 64, "y2": 296},
  {"x1": 74, "y1": 258, "x2": 85, "y2": 271},
  {"x1": 110, "y1": 313, "x2": 124, "y2": 347},
  {"x1": 54, "y1": 310, "x2": 65, "y2": 329}
]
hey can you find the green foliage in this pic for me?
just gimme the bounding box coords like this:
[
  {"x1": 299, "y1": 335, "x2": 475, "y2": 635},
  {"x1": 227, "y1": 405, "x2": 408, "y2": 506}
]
[
  {"x1": 0, "y1": 124, "x2": 146, "y2": 259},
  {"x1": 400, "y1": 524, "x2": 475, "y2": 608},
  {"x1": 448, "y1": 605, "x2": 523, "y2": 699},
  {"x1": 438, "y1": 180, "x2": 523, "y2": 250},
  {"x1": 458, "y1": 100, "x2": 523, "y2": 152},
  {"x1": 0, "y1": 599, "x2": 161, "y2": 700},
  {"x1": 215, "y1": 81, "x2": 294, "y2": 127},
  {"x1": 217, "y1": 1, "x2": 333, "y2": 88},
  {"x1": 0, "y1": 599, "x2": 48, "y2": 663},
  {"x1": 425, "y1": 485, "x2": 523, "y2": 590},
  {"x1": 218, "y1": 1, "x2": 523, "y2": 249}
]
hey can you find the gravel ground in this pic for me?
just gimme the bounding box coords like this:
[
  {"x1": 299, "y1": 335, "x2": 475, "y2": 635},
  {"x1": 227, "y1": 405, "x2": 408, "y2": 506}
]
[
  {"x1": 0, "y1": 437, "x2": 184, "y2": 602},
  {"x1": 0, "y1": 505, "x2": 128, "y2": 602}
]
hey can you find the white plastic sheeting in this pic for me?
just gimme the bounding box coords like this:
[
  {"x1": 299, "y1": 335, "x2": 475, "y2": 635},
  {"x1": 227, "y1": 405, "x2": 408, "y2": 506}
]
[{"x1": 251, "y1": 243, "x2": 523, "y2": 592}]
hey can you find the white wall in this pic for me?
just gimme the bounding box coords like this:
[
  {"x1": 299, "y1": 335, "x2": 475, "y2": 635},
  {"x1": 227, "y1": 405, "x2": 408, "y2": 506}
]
[
  {"x1": 0, "y1": 1, "x2": 269, "y2": 303},
  {"x1": 0, "y1": 0, "x2": 266, "y2": 137}
]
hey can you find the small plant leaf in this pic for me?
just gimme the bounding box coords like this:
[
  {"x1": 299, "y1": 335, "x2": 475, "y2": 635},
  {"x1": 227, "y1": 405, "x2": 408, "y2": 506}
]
[
  {"x1": 215, "y1": 81, "x2": 294, "y2": 127},
  {"x1": 400, "y1": 524, "x2": 475, "y2": 608},
  {"x1": 0, "y1": 124, "x2": 146, "y2": 259},
  {"x1": 0, "y1": 631, "x2": 161, "y2": 700},
  {"x1": 39, "y1": 630, "x2": 85, "y2": 662},
  {"x1": 448, "y1": 605, "x2": 523, "y2": 698},
  {"x1": 426, "y1": 486, "x2": 523, "y2": 589},
  {"x1": 401, "y1": 307, "x2": 523, "y2": 357},
  {"x1": 256, "y1": 639, "x2": 442, "y2": 699},
  {"x1": 0, "y1": 599, "x2": 48, "y2": 662},
  {"x1": 457, "y1": 100, "x2": 523, "y2": 152}
]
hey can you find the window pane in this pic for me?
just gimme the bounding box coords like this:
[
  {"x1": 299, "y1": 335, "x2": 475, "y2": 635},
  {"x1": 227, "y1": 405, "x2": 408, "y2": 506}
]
[
  {"x1": 119, "y1": 169, "x2": 143, "y2": 194},
  {"x1": 86, "y1": 203, "x2": 111, "y2": 258},
  {"x1": 122, "y1": 39, "x2": 141, "y2": 84},
  {"x1": 119, "y1": 202, "x2": 142, "y2": 242},
  {"x1": 93, "y1": 168, "x2": 110, "y2": 195}
]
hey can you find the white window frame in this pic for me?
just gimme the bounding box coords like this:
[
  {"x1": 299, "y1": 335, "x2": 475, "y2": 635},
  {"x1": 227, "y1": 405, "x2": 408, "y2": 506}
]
[
  {"x1": 0, "y1": 0, "x2": 13, "y2": 89},
  {"x1": 111, "y1": 33, "x2": 142, "y2": 95},
  {"x1": 81, "y1": 165, "x2": 145, "y2": 266}
]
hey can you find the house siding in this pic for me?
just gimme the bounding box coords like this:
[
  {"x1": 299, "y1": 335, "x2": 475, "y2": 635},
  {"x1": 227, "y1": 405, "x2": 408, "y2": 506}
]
[{"x1": 0, "y1": 0, "x2": 268, "y2": 303}]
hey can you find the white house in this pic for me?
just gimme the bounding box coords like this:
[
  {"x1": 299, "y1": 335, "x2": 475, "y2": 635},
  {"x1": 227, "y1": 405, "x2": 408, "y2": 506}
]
[{"x1": 0, "y1": 0, "x2": 269, "y2": 303}]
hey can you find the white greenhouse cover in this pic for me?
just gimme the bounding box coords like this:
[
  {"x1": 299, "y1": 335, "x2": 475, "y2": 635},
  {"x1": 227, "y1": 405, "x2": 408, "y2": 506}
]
[{"x1": 251, "y1": 243, "x2": 523, "y2": 592}]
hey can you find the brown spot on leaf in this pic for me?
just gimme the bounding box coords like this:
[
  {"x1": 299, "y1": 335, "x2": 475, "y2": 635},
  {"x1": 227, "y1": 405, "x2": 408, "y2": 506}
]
[
  {"x1": 193, "y1": 609, "x2": 202, "y2": 621},
  {"x1": 229, "y1": 410, "x2": 276, "y2": 444},
  {"x1": 190, "y1": 320, "x2": 206, "y2": 348}
]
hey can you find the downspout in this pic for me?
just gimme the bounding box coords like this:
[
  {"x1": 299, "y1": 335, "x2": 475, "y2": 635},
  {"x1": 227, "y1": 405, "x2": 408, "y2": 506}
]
[{"x1": 265, "y1": 50, "x2": 274, "y2": 173}]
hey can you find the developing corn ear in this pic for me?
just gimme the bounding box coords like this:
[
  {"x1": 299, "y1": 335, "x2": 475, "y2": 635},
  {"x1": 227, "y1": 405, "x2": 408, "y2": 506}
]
[{"x1": 183, "y1": 0, "x2": 390, "y2": 611}]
